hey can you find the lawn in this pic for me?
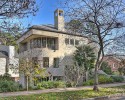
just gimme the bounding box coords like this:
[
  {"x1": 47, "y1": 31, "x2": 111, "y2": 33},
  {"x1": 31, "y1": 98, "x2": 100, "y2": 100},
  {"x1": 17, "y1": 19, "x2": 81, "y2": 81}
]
[{"x1": 0, "y1": 86, "x2": 125, "y2": 100}]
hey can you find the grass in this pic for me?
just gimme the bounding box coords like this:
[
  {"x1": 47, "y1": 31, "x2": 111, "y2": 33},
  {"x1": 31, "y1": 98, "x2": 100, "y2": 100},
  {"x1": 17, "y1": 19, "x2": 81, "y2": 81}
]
[{"x1": 0, "y1": 86, "x2": 125, "y2": 100}]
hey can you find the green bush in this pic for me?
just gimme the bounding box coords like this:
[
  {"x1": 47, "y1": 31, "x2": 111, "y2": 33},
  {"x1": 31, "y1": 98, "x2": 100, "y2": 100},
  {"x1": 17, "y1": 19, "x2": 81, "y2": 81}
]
[
  {"x1": 83, "y1": 75, "x2": 114, "y2": 86},
  {"x1": 37, "y1": 81, "x2": 66, "y2": 89},
  {"x1": 111, "y1": 76, "x2": 124, "y2": 82},
  {"x1": 83, "y1": 80, "x2": 94, "y2": 86},
  {"x1": 0, "y1": 80, "x2": 21, "y2": 92},
  {"x1": 98, "y1": 75, "x2": 114, "y2": 84}
]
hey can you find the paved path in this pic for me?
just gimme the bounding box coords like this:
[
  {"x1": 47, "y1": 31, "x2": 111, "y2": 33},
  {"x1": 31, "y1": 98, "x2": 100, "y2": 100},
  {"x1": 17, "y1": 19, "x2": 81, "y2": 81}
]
[{"x1": 0, "y1": 82, "x2": 125, "y2": 98}]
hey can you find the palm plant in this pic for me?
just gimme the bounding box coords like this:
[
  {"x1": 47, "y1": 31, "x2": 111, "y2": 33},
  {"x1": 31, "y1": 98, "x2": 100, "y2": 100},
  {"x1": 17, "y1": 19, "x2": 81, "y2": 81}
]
[{"x1": 74, "y1": 45, "x2": 96, "y2": 81}]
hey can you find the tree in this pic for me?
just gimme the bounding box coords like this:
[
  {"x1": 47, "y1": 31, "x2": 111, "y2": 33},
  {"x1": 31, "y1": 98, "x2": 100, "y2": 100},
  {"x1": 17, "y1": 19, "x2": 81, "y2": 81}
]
[
  {"x1": 100, "y1": 61, "x2": 112, "y2": 75},
  {"x1": 74, "y1": 45, "x2": 96, "y2": 81},
  {"x1": 66, "y1": 20, "x2": 82, "y2": 33},
  {"x1": 19, "y1": 57, "x2": 47, "y2": 91},
  {"x1": 0, "y1": 0, "x2": 40, "y2": 33},
  {"x1": 61, "y1": 0, "x2": 125, "y2": 91},
  {"x1": 118, "y1": 59, "x2": 125, "y2": 76},
  {"x1": 0, "y1": 32, "x2": 21, "y2": 51},
  {"x1": 64, "y1": 63, "x2": 83, "y2": 87}
]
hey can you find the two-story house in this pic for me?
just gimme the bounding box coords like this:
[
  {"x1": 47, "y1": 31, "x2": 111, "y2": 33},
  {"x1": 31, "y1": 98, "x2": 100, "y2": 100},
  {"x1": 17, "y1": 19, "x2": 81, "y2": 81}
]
[{"x1": 17, "y1": 9, "x2": 90, "y2": 87}]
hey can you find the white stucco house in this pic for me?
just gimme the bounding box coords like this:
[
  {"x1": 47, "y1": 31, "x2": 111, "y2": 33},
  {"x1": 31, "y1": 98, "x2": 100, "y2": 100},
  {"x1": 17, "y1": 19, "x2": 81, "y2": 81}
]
[
  {"x1": 17, "y1": 9, "x2": 93, "y2": 87},
  {"x1": 0, "y1": 45, "x2": 19, "y2": 81}
]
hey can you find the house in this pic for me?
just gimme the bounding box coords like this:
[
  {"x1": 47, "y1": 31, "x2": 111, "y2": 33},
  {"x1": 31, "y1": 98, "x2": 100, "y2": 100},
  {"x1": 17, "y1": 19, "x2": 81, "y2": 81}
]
[
  {"x1": 0, "y1": 44, "x2": 19, "y2": 81},
  {"x1": 17, "y1": 9, "x2": 91, "y2": 87},
  {"x1": 103, "y1": 55, "x2": 121, "y2": 72}
]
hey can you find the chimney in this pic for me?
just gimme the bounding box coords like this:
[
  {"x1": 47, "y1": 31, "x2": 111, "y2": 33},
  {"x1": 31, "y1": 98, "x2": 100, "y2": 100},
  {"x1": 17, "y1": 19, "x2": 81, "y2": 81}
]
[{"x1": 54, "y1": 9, "x2": 65, "y2": 31}]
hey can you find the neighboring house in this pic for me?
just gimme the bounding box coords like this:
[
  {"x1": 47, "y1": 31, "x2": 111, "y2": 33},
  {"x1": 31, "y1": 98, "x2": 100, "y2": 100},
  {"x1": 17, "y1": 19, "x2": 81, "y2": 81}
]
[
  {"x1": 103, "y1": 55, "x2": 121, "y2": 72},
  {"x1": 17, "y1": 9, "x2": 91, "y2": 87},
  {"x1": 0, "y1": 44, "x2": 19, "y2": 81}
]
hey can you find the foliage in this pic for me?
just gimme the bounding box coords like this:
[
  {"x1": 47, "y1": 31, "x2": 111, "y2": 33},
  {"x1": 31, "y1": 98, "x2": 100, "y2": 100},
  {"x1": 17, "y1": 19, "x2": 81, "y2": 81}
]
[
  {"x1": 83, "y1": 75, "x2": 114, "y2": 86},
  {"x1": 0, "y1": 0, "x2": 39, "y2": 33},
  {"x1": 37, "y1": 81, "x2": 66, "y2": 89},
  {"x1": 0, "y1": 73, "x2": 11, "y2": 81},
  {"x1": 0, "y1": 80, "x2": 21, "y2": 92},
  {"x1": 2, "y1": 86, "x2": 125, "y2": 100},
  {"x1": 74, "y1": 45, "x2": 96, "y2": 70},
  {"x1": 64, "y1": 64, "x2": 82, "y2": 87},
  {"x1": 66, "y1": 20, "x2": 82, "y2": 33},
  {"x1": 111, "y1": 76, "x2": 124, "y2": 82},
  {"x1": 62, "y1": 0, "x2": 125, "y2": 91},
  {"x1": 0, "y1": 32, "x2": 21, "y2": 51},
  {"x1": 73, "y1": 45, "x2": 96, "y2": 81},
  {"x1": 19, "y1": 58, "x2": 47, "y2": 91},
  {"x1": 100, "y1": 61, "x2": 113, "y2": 75},
  {"x1": 118, "y1": 59, "x2": 125, "y2": 75}
]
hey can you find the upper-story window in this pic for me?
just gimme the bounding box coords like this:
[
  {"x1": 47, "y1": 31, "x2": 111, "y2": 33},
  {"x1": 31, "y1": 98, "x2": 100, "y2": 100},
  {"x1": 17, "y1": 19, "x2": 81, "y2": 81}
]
[
  {"x1": 42, "y1": 37, "x2": 58, "y2": 50},
  {"x1": 30, "y1": 38, "x2": 41, "y2": 49},
  {"x1": 47, "y1": 38, "x2": 56, "y2": 50},
  {"x1": 42, "y1": 37, "x2": 47, "y2": 48},
  {"x1": 70, "y1": 39, "x2": 74, "y2": 45},
  {"x1": 65, "y1": 38, "x2": 69, "y2": 45},
  {"x1": 20, "y1": 42, "x2": 27, "y2": 52},
  {"x1": 75, "y1": 40, "x2": 79, "y2": 45}
]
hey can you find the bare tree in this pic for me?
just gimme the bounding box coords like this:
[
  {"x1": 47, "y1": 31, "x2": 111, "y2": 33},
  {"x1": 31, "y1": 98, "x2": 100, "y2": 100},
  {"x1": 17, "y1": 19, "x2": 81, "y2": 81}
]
[
  {"x1": 0, "y1": 0, "x2": 42, "y2": 33},
  {"x1": 61, "y1": 0, "x2": 125, "y2": 91},
  {"x1": 64, "y1": 62, "x2": 83, "y2": 87}
]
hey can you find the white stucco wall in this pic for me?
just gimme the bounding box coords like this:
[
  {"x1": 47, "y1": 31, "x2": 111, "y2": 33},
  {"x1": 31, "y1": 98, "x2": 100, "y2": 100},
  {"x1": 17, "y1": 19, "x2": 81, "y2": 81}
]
[
  {"x1": 0, "y1": 45, "x2": 19, "y2": 78},
  {"x1": 0, "y1": 58, "x2": 6, "y2": 75}
]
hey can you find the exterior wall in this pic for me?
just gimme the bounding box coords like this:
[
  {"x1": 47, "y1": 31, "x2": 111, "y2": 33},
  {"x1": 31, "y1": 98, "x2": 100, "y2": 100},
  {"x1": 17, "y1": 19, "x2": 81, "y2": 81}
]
[
  {"x1": 19, "y1": 29, "x2": 89, "y2": 87},
  {"x1": 103, "y1": 56, "x2": 120, "y2": 72},
  {"x1": 0, "y1": 58, "x2": 6, "y2": 75},
  {"x1": 0, "y1": 45, "x2": 19, "y2": 78}
]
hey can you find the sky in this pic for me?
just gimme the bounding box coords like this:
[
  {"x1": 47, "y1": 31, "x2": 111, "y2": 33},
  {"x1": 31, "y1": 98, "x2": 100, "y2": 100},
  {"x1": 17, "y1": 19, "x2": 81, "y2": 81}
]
[{"x1": 24, "y1": 0, "x2": 60, "y2": 26}]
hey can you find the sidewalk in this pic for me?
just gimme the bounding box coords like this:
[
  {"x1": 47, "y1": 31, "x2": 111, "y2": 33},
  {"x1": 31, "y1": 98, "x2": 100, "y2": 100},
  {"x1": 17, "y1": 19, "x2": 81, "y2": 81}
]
[{"x1": 0, "y1": 82, "x2": 125, "y2": 98}]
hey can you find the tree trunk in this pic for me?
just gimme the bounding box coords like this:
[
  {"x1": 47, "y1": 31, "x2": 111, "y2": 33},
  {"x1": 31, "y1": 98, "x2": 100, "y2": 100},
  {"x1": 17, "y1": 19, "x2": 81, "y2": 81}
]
[
  {"x1": 85, "y1": 71, "x2": 89, "y2": 81},
  {"x1": 93, "y1": 64, "x2": 99, "y2": 91},
  {"x1": 26, "y1": 76, "x2": 29, "y2": 91},
  {"x1": 93, "y1": 49, "x2": 102, "y2": 91}
]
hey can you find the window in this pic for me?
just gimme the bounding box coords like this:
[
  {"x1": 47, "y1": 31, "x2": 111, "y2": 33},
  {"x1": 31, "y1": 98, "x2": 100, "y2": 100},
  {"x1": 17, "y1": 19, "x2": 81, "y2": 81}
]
[
  {"x1": 20, "y1": 42, "x2": 27, "y2": 52},
  {"x1": 75, "y1": 40, "x2": 79, "y2": 45},
  {"x1": 30, "y1": 40, "x2": 33, "y2": 49},
  {"x1": 43, "y1": 57, "x2": 49, "y2": 68},
  {"x1": 47, "y1": 38, "x2": 56, "y2": 50},
  {"x1": 37, "y1": 38, "x2": 41, "y2": 48},
  {"x1": 53, "y1": 58, "x2": 59, "y2": 68},
  {"x1": 30, "y1": 38, "x2": 41, "y2": 49},
  {"x1": 65, "y1": 38, "x2": 69, "y2": 45},
  {"x1": 53, "y1": 76, "x2": 63, "y2": 81},
  {"x1": 42, "y1": 37, "x2": 47, "y2": 48},
  {"x1": 70, "y1": 39, "x2": 74, "y2": 45},
  {"x1": 32, "y1": 57, "x2": 38, "y2": 67}
]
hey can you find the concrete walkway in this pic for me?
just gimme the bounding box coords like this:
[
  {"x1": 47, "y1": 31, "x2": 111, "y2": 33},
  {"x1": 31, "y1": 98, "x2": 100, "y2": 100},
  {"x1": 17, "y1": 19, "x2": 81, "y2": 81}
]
[{"x1": 0, "y1": 82, "x2": 125, "y2": 98}]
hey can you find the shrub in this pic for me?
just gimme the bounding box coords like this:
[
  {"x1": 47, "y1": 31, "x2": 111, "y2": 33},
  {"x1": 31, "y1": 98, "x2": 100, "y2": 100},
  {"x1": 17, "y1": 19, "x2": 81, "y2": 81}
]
[
  {"x1": 83, "y1": 80, "x2": 94, "y2": 86},
  {"x1": 111, "y1": 76, "x2": 124, "y2": 82},
  {"x1": 0, "y1": 80, "x2": 20, "y2": 92},
  {"x1": 83, "y1": 75, "x2": 114, "y2": 86},
  {"x1": 98, "y1": 75, "x2": 114, "y2": 84},
  {"x1": 37, "y1": 81, "x2": 66, "y2": 89},
  {"x1": 100, "y1": 61, "x2": 113, "y2": 75}
]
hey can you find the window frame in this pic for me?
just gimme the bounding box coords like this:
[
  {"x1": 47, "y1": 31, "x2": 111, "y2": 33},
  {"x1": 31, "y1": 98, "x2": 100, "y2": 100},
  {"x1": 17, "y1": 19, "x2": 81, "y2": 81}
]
[
  {"x1": 53, "y1": 58, "x2": 59, "y2": 68},
  {"x1": 43, "y1": 57, "x2": 49, "y2": 68}
]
